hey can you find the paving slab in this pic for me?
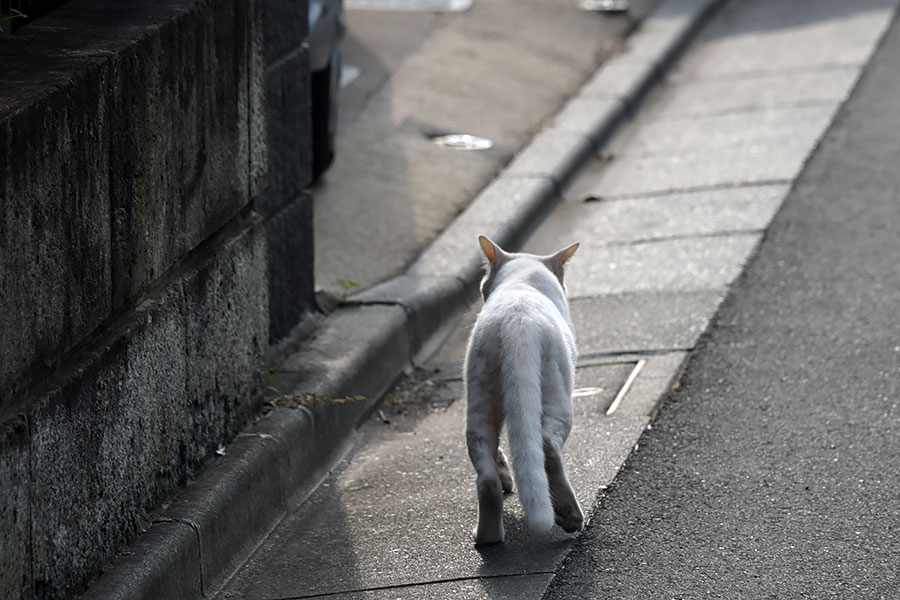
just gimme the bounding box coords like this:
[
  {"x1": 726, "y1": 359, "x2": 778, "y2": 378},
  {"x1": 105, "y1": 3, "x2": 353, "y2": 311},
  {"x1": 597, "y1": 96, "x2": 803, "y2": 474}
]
[
  {"x1": 570, "y1": 291, "x2": 725, "y2": 356},
  {"x1": 585, "y1": 142, "x2": 811, "y2": 198},
  {"x1": 651, "y1": 67, "x2": 860, "y2": 117},
  {"x1": 528, "y1": 184, "x2": 788, "y2": 247},
  {"x1": 563, "y1": 233, "x2": 761, "y2": 297},
  {"x1": 612, "y1": 104, "x2": 837, "y2": 155},
  {"x1": 683, "y1": 0, "x2": 897, "y2": 78}
]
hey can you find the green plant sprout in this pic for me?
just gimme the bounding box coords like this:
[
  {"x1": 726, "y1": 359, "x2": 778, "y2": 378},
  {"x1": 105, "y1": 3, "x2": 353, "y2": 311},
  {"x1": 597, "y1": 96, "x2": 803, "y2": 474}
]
[{"x1": 0, "y1": 9, "x2": 27, "y2": 34}]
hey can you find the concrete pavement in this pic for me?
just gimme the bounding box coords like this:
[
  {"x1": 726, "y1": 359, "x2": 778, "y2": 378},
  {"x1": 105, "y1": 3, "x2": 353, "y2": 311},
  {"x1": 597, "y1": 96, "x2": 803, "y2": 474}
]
[{"x1": 217, "y1": 0, "x2": 899, "y2": 599}]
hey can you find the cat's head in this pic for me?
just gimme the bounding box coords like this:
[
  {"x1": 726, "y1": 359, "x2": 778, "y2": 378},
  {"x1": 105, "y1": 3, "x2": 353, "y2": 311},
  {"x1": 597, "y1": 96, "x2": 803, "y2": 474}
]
[{"x1": 477, "y1": 235, "x2": 579, "y2": 301}]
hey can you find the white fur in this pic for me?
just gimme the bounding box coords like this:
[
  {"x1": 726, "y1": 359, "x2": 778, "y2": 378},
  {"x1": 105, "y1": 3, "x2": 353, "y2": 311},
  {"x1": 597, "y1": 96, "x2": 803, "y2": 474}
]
[{"x1": 464, "y1": 237, "x2": 584, "y2": 544}]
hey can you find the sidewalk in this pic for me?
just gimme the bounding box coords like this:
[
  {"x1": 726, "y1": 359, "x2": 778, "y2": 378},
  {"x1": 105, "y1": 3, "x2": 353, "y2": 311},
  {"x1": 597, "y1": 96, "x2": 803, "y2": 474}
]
[
  {"x1": 546, "y1": 2, "x2": 900, "y2": 597},
  {"x1": 217, "y1": 0, "x2": 900, "y2": 599},
  {"x1": 81, "y1": 0, "x2": 899, "y2": 598}
]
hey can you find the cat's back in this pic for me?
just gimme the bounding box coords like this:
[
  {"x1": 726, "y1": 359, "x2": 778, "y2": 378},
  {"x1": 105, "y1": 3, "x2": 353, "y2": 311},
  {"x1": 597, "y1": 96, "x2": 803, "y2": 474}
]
[{"x1": 476, "y1": 258, "x2": 573, "y2": 338}]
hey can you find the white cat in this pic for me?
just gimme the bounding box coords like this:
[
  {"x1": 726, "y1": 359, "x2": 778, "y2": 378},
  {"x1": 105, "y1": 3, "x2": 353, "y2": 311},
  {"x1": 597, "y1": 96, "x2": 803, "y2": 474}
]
[{"x1": 463, "y1": 235, "x2": 584, "y2": 545}]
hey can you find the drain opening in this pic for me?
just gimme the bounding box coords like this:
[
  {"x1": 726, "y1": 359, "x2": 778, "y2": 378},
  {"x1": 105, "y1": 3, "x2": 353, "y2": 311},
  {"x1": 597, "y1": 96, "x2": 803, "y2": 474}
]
[
  {"x1": 345, "y1": 0, "x2": 473, "y2": 12},
  {"x1": 580, "y1": 0, "x2": 629, "y2": 12},
  {"x1": 430, "y1": 133, "x2": 494, "y2": 150}
]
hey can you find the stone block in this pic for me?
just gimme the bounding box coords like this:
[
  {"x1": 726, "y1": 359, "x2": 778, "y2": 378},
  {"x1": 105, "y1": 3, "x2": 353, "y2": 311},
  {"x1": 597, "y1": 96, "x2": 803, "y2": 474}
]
[
  {"x1": 0, "y1": 417, "x2": 30, "y2": 600},
  {"x1": 278, "y1": 304, "x2": 409, "y2": 401},
  {"x1": 182, "y1": 218, "x2": 269, "y2": 468},
  {"x1": 581, "y1": 60, "x2": 658, "y2": 108},
  {"x1": 266, "y1": 0, "x2": 309, "y2": 64},
  {"x1": 255, "y1": 49, "x2": 312, "y2": 216},
  {"x1": 18, "y1": 218, "x2": 266, "y2": 598},
  {"x1": 351, "y1": 274, "x2": 475, "y2": 362},
  {"x1": 0, "y1": 59, "x2": 112, "y2": 407},
  {"x1": 550, "y1": 97, "x2": 626, "y2": 146},
  {"x1": 79, "y1": 520, "x2": 202, "y2": 600},
  {"x1": 409, "y1": 176, "x2": 558, "y2": 287},
  {"x1": 503, "y1": 129, "x2": 593, "y2": 187},
  {"x1": 266, "y1": 193, "x2": 316, "y2": 343},
  {"x1": 29, "y1": 288, "x2": 189, "y2": 599},
  {"x1": 107, "y1": 0, "x2": 254, "y2": 308}
]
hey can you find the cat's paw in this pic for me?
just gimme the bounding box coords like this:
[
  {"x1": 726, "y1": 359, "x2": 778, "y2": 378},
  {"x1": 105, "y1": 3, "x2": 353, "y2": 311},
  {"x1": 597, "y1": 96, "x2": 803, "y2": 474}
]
[
  {"x1": 473, "y1": 525, "x2": 504, "y2": 546},
  {"x1": 554, "y1": 502, "x2": 584, "y2": 534}
]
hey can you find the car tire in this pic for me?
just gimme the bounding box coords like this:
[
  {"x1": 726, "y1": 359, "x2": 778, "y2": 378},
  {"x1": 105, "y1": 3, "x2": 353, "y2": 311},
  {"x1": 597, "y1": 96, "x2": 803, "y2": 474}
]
[{"x1": 311, "y1": 47, "x2": 340, "y2": 180}]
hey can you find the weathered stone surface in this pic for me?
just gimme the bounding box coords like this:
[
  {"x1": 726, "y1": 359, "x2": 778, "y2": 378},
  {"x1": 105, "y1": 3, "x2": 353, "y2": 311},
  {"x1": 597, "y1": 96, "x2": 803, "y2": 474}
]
[
  {"x1": 107, "y1": 0, "x2": 255, "y2": 308},
  {"x1": 0, "y1": 60, "x2": 112, "y2": 408},
  {"x1": 183, "y1": 219, "x2": 269, "y2": 468},
  {"x1": 0, "y1": 1, "x2": 275, "y2": 598},
  {"x1": 0, "y1": 418, "x2": 30, "y2": 600},
  {"x1": 266, "y1": 0, "x2": 309, "y2": 64},
  {"x1": 29, "y1": 288, "x2": 189, "y2": 599},
  {"x1": 78, "y1": 520, "x2": 202, "y2": 600},
  {"x1": 266, "y1": 193, "x2": 315, "y2": 343},
  {"x1": 255, "y1": 48, "x2": 312, "y2": 217},
  {"x1": 10, "y1": 219, "x2": 266, "y2": 599},
  {"x1": 0, "y1": 0, "x2": 264, "y2": 406}
]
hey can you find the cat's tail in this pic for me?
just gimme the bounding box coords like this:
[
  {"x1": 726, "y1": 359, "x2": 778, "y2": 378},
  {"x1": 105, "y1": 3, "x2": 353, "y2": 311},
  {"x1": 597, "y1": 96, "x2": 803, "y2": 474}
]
[{"x1": 500, "y1": 318, "x2": 554, "y2": 533}]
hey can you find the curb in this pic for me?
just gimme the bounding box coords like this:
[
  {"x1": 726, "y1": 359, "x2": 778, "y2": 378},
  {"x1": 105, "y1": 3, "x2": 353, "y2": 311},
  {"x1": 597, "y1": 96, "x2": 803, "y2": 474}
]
[{"x1": 81, "y1": 0, "x2": 724, "y2": 597}]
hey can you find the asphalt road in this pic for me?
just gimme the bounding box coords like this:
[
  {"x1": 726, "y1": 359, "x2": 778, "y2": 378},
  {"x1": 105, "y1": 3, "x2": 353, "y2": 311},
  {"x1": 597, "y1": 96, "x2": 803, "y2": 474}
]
[{"x1": 545, "y1": 8, "x2": 900, "y2": 600}]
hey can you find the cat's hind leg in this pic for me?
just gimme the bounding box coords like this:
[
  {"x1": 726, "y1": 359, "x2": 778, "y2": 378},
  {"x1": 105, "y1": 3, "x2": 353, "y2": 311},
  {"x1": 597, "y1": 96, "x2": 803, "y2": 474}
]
[
  {"x1": 541, "y1": 362, "x2": 584, "y2": 534},
  {"x1": 543, "y1": 436, "x2": 584, "y2": 534},
  {"x1": 496, "y1": 448, "x2": 513, "y2": 494},
  {"x1": 466, "y1": 404, "x2": 505, "y2": 545}
]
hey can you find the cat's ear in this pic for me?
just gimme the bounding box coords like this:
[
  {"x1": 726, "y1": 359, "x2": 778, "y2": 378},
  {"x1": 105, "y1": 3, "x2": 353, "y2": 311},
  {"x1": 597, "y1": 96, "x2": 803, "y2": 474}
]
[
  {"x1": 557, "y1": 242, "x2": 579, "y2": 265},
  {"x1": 550, "y1": 242, "x2": 579, "y2": 266},
  {"x1": 547, "y1": 242, "x2": 580, "y2": 281},
  {"x1": 478, "y1": 235, "x2": 505, "y2": 264}
]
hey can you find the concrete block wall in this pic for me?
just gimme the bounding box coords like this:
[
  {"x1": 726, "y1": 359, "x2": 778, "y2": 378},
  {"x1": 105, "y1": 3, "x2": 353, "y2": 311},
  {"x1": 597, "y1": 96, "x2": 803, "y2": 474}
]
[
  {"x1": 259, "y1": 0, "x2": 318, "y2": 343},
  {"x1": 0, "y1": 0, "x2": 278, "y2": 597}
]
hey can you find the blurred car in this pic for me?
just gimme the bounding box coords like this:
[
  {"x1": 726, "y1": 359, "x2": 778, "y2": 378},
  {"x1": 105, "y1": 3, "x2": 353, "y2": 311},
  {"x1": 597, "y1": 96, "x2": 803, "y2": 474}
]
[{"x1": 308, "y1": 0, "x2": 345, "y2": 179}]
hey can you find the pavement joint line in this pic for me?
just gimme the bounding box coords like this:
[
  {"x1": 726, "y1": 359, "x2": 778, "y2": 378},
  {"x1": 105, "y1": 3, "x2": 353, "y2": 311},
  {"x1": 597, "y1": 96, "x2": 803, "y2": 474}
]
[
  {"x1": 270, "y1": 571, "x2": 558, "y2": 600},
  {"x1": 650, "y1": 98, "x2": 849, "y2": 120},
  {"x1": 580, "y1": 178, "x2": 795, "y2": 201},
  {"x1": 589, "y1": 229, "x2": 767, "y2": 248},
  {"x1": 78, "y1": 0, "x2": 730, "y2": 597},
  {"x1": 577, "y1": 348, "x2": 693, "y2": 362},
  {"x1": 679, "y1": 62, "x2": 877, "y2": 83},
  {"x1": 153, "y1": 516, "x2": 207, "y2": 596}
]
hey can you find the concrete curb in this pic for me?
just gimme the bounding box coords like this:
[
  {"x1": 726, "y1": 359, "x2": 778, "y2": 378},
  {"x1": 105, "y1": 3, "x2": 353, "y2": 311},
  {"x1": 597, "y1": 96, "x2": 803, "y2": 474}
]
[{"x1": 80, "y1": 0, "x2": 724, "y2": 597}]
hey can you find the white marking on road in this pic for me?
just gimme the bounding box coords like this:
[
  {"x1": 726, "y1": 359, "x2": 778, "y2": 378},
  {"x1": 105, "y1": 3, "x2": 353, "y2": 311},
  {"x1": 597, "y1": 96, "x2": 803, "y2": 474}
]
[{"x1": 606, "y1": 358, "x2": 646, "y2": 416}]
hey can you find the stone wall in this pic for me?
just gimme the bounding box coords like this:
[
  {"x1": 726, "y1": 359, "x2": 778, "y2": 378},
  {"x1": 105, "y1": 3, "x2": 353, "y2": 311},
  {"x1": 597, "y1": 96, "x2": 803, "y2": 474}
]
[
  {"x1": 0, "y1": 0, "x2": 313, "y2": 597},
  {"x1": 260, "y1": 0, "x2": 317, "y2": 342}
]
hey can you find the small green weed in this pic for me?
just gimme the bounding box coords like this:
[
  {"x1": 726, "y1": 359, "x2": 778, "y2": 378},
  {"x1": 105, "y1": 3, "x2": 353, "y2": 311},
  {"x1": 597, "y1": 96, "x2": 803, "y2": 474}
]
[{"x1": 0, "y1": 9, "x2": 27, "y2": 34}]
